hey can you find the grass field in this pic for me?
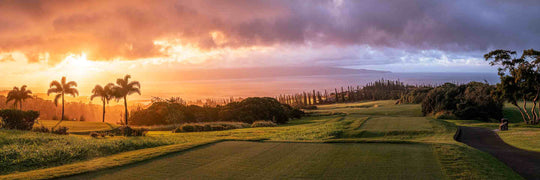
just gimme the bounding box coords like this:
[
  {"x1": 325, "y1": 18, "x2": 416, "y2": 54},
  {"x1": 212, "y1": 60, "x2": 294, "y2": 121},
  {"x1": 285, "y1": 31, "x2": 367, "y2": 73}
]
[
  {"x1": 63, "y1": 141, "x2": 443, "y2": 180},
  {"x1": 0, "y1": 100, "x2": 524, "y2": 179},
  {"x1": 36, "y1": 120, "x2": 117, "y2": 132}
]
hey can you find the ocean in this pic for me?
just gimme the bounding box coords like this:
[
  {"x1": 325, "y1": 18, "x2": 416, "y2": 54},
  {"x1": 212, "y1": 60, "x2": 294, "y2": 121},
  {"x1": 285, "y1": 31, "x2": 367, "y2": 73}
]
[{"x1": 139, "y1": 72, "x2": 499, "y2": 100}]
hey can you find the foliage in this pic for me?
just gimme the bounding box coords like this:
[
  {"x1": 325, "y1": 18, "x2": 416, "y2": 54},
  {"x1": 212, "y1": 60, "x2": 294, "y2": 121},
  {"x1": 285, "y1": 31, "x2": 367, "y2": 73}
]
[
  {"x1": 0, "y1": 109, "x2": 40, "y2": 130},
  {"x1": 251, "y1": 121, "x2": 277, "y2": 127},
  {"x1": 421, "y1": 82, "x2": 503, "y2": 121},
  {"x1": 219, "y1": 97, "x2": 291, "y2": 124},
  {"x1": 130, "y1": 97, "x2": 303, "y2": 126},
  {"x1": 116, "y1": 126, "x2": 148, "y2": 136},
  {"x1": 111, "y1": 75, "x2": 141, "y2": 126},
  {"x1": 6, "y1": 85, "x2": 33, "y2": 109},
  {"x1": 173, "y1": 122, "x2": 250, "y2": 133},
  {"x1": 52, "y1": 126, "x2": 69, "y2": 135},
  {"x1": 47, "y1": 76, "x2": 79, "y2": 129},
  {"x1": 397, "y1": 87, "x2": 433, "y2": 104},
  {"x1": 32, "y1": 125, "x2": 50, "y2": 133},
  {"x1": 90, "y1": 83, "x2": 115, "y2": 123},
  {"x1": 485, "y1": 49, "x2": 540, "y2": 124}
]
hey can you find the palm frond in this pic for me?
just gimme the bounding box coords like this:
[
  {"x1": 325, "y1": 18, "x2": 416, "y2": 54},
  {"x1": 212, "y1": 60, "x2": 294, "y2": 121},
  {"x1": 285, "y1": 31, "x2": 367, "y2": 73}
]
[
  {"x1": 53, "y1": 94, "x2": 62, "y2": 106},
  {"x1": 49, "y1": 81, "x2": 62, "y2": 89},
  {"x1": 67, "y1": 81, "x2": 78, "y2": 87},
  {"x1": 47, "y1": 88, "x2": 61, "y2": 95},
  {"x1": 92, "y1": 85, "x2": 104, "y2": 94},
  {"x1": 65, "y1": 88, "x2": 79, "y2": 97},
  {"x1": 61, "y1": 76, "x2": 66, "y2": 85},
  {"x1": 6, "y1": 95, "x2": 14, "y2": 104},
  {"x1": 128, "y1": 88, "x2": 141, "y2": 95},
  {"x1": 128, "y1": 81, "x2": 141, "y2": 88}
]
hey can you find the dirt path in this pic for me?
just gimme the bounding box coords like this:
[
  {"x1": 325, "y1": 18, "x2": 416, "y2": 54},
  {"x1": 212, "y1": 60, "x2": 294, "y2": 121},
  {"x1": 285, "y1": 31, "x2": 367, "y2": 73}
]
[{"x1": 457, "y1": 126, "x2": 540, "y2": 180}]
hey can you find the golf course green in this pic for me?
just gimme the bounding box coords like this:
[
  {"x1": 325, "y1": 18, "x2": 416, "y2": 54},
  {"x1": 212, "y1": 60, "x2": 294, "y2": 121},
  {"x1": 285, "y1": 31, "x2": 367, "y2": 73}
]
[{"x1": 62, "y1": 141, "x2": 443, "y2": 180}]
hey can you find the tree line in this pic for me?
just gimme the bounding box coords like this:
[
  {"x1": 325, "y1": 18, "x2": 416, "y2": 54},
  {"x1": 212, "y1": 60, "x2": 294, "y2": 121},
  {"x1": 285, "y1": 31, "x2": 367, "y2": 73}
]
[
  {"x1": 275, "y1": 79, "x2": 427, "y2": 108},
  {"x1": 3, "y1": 75, "x2": 141, "y2": 128}
]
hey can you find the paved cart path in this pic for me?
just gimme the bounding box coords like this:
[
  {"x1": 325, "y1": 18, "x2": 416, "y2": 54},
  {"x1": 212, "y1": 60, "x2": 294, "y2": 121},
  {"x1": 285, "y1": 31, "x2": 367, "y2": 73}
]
[{"x1": 457, "y1": 126, "x2": 540, "y2": 180}]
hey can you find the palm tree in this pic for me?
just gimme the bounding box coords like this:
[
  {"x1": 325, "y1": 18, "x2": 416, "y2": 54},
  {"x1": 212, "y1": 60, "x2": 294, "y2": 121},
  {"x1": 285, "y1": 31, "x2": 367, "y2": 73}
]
[
  {"x1": 6, "y1": 85, "x2": 33, "y2": 110},
  {"x1": 47, "y1": 77, "x2": 78, "y2": 129},
  {"x1": 90, "y1": 83, "x2": 114, "y2": 123},
  {"x1": 112, "y1": 75, "x2": 141, "y2": 126}
]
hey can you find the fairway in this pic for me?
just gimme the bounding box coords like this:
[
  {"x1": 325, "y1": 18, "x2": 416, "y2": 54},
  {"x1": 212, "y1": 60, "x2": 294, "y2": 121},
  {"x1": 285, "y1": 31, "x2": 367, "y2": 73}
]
[
  {"x1": 360, "y1": 116, "x2": 432, "y2": 132},
  {"x1": 63, "y1": 141, "x2": 443, "y2": 180},
  {"x1": 36, "y1": 120, "x2": 117, "y2": 132}
]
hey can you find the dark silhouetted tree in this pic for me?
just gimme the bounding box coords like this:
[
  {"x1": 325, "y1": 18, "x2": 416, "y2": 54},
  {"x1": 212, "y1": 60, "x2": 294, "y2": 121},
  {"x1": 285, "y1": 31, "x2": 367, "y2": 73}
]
[
  {"x1": 91, "y1": 83, "x2": 114, "y2": 123},
  {"x1": 6, "y1": 85, "x2": 33, "y2": 110},
  {"x1": 47, "y1": 76, "x2": 78, "y2": 129},
  {"x1": 112, "y1": 75, "x2": 141, "y2": 126},
  {"x1": 485, "y1": 49, "x2": 540, "y2": 124}
]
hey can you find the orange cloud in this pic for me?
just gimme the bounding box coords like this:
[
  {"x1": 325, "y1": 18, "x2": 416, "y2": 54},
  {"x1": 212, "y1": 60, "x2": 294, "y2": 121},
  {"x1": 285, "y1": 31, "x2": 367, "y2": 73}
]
[{"x1": 0, "y1": 0, "x2": 538, "y2": 65}]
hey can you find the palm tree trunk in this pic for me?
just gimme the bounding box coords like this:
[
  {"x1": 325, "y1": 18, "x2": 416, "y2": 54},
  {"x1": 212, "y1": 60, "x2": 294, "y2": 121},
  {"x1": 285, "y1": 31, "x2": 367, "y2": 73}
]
[
  {"x1": 19, "y1": 101, "x2": 22, "y2": 110},
  {"x1": 124, "y1": 96, "x2": 128, "y2": 126},
  {"x1": 102, "y1": 99, "x2": 106, "y2": 123},
  {"x1": 53, "y1": 93, "x2": 65, "y2": 129}
]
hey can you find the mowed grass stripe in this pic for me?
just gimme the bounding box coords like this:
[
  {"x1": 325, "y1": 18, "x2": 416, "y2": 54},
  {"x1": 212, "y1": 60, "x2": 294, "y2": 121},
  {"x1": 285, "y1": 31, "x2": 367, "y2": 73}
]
[
  {"x1": 360, "y1": 116, "x2": 433, "y2": 132},
  {"x1": 62, "y1": 141, "x2": 444, "y2": 180},
  {"x1": 37, "y1": 120, "x2": 117, "y2": 132}
]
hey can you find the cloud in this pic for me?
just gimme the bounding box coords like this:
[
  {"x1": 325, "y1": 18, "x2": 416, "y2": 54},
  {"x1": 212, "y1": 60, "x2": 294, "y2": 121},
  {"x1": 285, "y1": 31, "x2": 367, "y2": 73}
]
[{"x1": 0, "y1": 0, "x2": 539, "y2": 65}]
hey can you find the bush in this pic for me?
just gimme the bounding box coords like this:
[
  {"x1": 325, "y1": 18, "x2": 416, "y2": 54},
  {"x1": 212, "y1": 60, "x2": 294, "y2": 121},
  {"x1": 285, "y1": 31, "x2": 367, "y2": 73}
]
[
  {"x1": 32, "y1": 125, "x2": 50, "y2": 133},
  {"x1": 219, "y1": 97, "x2": 291, "y2": 124},
  {"x1": 173, "y1": 122, "x2": 250, "y2": 133},
  {"x1": 90, "y1": 132, "x2": 100, "y2": 138},
  {"x1": 52, "y1": 126, "x2": 69, "y2": 135},
  {"x1": 397, "y1": 87, "x2": 433, "y2": 104},
  {"x1": 434, "y1": 111, "x2": 458, "y2": 120},
  {"x1": 129, "y1": 97, "x2": 303, "y2": 126},
  {"x1": 422, "y1": 82, "x2": 503, "y2": 121},
  {"x1": 251, "y1": 121, "x2": 277, "y2": 127},
  {"x1": 116, "y1": 126, "x2": 148, "y2": 136},
  {"x1": 0, "y1": 109, "x2": 40, "y2": 130}
]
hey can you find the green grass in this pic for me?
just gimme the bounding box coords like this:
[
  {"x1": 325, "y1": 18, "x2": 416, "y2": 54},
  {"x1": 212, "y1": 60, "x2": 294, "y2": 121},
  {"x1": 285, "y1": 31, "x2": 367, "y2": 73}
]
[
  {"x1": 360, "y1": 116, "x2": 432, "y2": 132},
  {"x1": 313, "y1": 100, "x2": 423, "y2": 117},
  {"x1": 64, "y1": 141, "x2": 444, "y2": 180},
  {"x1": 0, "y1": 100, "x2": 524, "y2": 179},
  {"x1": 36, "y1": 120, "x2": 117, "y2": 132},
  {"x1": 448, "y1": 103, "x2": 540, "y2": 153},
  {"x1": 496, "y1": 128, "x2": 540, "y2": 152}
]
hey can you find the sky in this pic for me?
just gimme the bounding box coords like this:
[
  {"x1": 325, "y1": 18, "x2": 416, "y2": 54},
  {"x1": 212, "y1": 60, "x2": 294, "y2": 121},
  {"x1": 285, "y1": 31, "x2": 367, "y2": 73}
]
[{"x1": 0, "y1": 0, "x2": 539, "y2": 97}]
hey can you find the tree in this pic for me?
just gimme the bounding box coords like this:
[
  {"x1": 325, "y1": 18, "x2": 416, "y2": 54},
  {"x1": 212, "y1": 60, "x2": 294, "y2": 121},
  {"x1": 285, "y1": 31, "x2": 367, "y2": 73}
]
[
  {"x1": 485, "y1": 49, "x2": 540, "y2": 124},
  {"x1": 112, "y1": 75, "x2": 141, "y2": 126},
  {"x1": 6, "y1": 85, "x2": 33, "y2": 110},
  {"x1": 90, "y1": 83, "x2": 114, "y2": 123},
  {"x1": 47, "y1": 77, "x2": 78, "y2": 129}
]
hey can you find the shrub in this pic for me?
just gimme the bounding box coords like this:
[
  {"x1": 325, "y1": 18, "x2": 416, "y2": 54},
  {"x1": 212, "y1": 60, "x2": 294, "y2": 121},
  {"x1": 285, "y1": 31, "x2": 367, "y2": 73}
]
[
  {"x1": 397, "y1": 87, "x2": 433, "y2": 104},
  {"x1": 251, "y1": 121, "x2": 277, "y2": 127},
  {"x1": 210, "y1": 124, "x2": 225, "y2": 131},
  {"x1": 90, "y1": 132, "x2": 100, "y2": 138},
  {"x1": 131, "y1": 128, "x2": 148, "y2": 136},
  {"x1": 173, "y1": 122, "x2": 250, "y2": 133},
  {"x1": 32, "y1": 125, "x2": 50, "y2": 133},
  {"x1": 180, "y1": 124, "x2": 195, "y2": 132},
  {"x1": 0, "y1": 109, "x2": 40, "y2": 130},
  {"x1": 116, "y1": 126, "x2": 148, "y2": 136},
  {"x1": 422, "y1": 82, "x2": 503, "y2": 121},
  {"x1": 52, "y1": 126, "x2": 69, "y2": 135},
  {"x1": 434, "y1": 111, "x2": 458, "y2": 120}
]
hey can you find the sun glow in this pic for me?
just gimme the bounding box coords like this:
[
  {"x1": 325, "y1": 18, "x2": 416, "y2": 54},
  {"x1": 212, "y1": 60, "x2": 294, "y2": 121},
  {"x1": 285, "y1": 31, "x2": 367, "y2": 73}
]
[{"x1": 52, "y1": 52, "x2": 100, "y2": 81}]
